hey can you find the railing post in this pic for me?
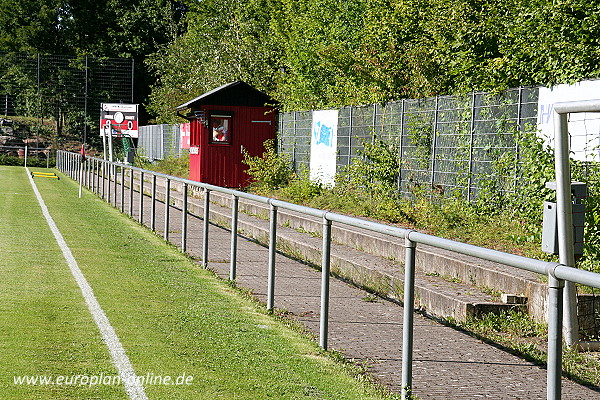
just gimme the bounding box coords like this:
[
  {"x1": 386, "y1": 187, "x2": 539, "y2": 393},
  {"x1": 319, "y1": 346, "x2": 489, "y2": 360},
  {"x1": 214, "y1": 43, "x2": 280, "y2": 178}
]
[
  {"x1": 138, "y1": 171, "x2": 144, "y2": 224},
  {"x1": 78, "y1": 154, "x2": 83, "y2": 198},
  {"x1": 181, "y1": 183, "x2": 188, "y2": 252},
  {"x1": 547, "y1": 265, "x2": 564, "y2": 400},
  {"x1": 129, "y1": 169, "x2": 134, "y2": 216},
  {"x1": 202, "y1": 189, "x2": 211, "y2": 268},
  {"x1": 267, "y1": 203, "x2": 278, "y2": 311},
  {"x1": 554, "y1": 110, "x2": 578, "y2": 346},
  {"x1": 84, "y1": 158, "x2": 89, "y2": 189},
  {"x1": 102, "y1": 161, "x2": 106, "y2": 200},
  {"x1": 112, "y1": 164, "x2": 117, "y2": 207},
  {"x1": 151, "y1": 174, "x2": 157, "y2": 231},
  {"x1": 402, "y1": 231, "x2": 417, "y2": 400},
  {"x1": 230, "y1": 195, "x2": 239, "y2": 281},
  {"x1": 94, "y1": 159, "x2": 98, "y2": 194},
  {"x1": 319, "y1": 216, "x2": 332, "y2": 350},
  {"x1": 106, "y1": 161, "x2": 111, "y2": 203},
  {"x1": 120, "y1": 166, "x2": 125, "y2": 213},
  {"x1": 164, "y1": 178, "x2": 171, "y2": 240}
]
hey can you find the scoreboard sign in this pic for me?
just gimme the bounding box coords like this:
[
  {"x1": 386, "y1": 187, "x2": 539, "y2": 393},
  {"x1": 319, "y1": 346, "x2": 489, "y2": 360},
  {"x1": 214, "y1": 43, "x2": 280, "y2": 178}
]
[{"x1": 100, "y1": 103, "x2": 139, "y2": 139}]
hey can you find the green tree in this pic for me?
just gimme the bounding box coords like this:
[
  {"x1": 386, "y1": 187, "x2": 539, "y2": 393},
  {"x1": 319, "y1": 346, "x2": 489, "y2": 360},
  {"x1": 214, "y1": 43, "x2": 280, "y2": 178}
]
[
  {"x1": 146, "y1": 0, "x2": 600, "y2": 114},
  {"x1": 146, "y1": 0, "x2": 281, "y2": 122},
  {"x1": 0, "y1": 0, "x2": 62, "y2": 53}
]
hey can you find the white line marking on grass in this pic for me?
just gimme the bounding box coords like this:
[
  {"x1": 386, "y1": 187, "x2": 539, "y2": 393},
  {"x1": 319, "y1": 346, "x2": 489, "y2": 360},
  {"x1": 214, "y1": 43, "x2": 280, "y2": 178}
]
[{"x1": 26, "y1": 168, "x2": 148, "y2": 400}]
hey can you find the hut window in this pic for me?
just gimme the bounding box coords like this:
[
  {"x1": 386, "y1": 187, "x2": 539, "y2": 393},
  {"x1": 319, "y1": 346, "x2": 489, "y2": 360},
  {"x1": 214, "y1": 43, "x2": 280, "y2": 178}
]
[{"x1": 209, "y1": 113, "x2": 233, "y2": 144}]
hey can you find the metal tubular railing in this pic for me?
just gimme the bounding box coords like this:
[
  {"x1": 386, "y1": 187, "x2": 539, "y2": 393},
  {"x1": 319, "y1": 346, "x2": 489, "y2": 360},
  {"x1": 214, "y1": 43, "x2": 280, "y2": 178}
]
[{"x1": 55, "y1": 149, "x2": 600, "y2": 400}]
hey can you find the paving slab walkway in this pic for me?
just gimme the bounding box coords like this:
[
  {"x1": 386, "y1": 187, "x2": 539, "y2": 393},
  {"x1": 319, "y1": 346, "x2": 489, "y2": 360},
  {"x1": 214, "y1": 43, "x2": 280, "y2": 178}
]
[{"x1": 88, "y1": 170, "x2": 600, "y2": 399}]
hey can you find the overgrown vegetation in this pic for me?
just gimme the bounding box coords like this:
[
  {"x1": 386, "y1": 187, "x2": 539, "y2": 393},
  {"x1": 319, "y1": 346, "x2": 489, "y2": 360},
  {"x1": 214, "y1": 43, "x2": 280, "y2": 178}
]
[
  {"x1": 140, "y1": 152, "x2": 190, "y2": 179},
  {"x1": 242, "y1": 139, "x2": 293, "y2": 192},
  {"x1": 461, "y1": 310, "x2": 600, "y2": 387},
  {"x1": 243, "y1": 132, "x2": 554, "y2": 259},
  {"x1": 243, "y1": 121, "x2": 600, "y2": 272}
]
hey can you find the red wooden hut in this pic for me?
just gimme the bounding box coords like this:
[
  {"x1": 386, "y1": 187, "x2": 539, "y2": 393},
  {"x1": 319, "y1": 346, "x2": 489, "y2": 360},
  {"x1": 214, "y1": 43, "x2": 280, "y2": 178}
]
[{"x1": 176, "y1": 81, "x2": 277, "y2": 188}]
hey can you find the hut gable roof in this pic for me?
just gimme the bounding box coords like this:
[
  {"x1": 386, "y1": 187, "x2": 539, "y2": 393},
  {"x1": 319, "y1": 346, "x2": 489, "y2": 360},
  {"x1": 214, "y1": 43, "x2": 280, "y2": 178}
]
[{"x1": 176, "y1": 81, "x2": 275, "y2": 110}]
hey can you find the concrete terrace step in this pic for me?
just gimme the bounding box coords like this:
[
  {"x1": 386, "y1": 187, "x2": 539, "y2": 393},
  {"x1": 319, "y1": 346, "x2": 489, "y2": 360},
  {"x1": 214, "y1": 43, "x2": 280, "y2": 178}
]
[{"x1": 131, "y1": 175, "x2": 531, "y2": 322}]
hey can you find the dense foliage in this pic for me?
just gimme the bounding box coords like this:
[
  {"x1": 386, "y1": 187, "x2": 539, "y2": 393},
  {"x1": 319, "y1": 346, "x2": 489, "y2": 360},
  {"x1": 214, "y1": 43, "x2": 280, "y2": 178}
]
[
  {"x1": 3, "y1": 1, "x2": 599, "y2": 122},
  {"x1": 0, "y1": 0, "x2": 188, "y2": 120},
  {"x1": 147, "y1": 0, "x2": 600, "y2": 121}
]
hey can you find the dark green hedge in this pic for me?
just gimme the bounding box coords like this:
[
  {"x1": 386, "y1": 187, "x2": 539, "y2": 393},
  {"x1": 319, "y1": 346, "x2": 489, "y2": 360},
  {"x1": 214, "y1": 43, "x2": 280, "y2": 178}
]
[{"x1": 0, "y1": 155, "x2": 56, "y2": 167}]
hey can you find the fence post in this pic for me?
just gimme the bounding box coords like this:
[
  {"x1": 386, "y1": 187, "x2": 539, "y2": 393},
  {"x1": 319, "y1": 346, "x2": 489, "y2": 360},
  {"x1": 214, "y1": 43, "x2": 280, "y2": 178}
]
[
  {"x1": 94, "y1": 160, "x2": 101, "y2": 197},
  {"x1": 514, "y1": 87, "x2": 524, "y2": 194},
  {"x1": 112, "y1": 164, "x2": 117, "y2": 207},
  {"x1": 202, "y1": 189, "x2": 211, "y2": 268},
  {"x1": 547, "y1": 265, "x2": 564, "y2": 400},
  {"x1": 78, "y1": 155, "x2": 83, "y2": 198},
  {"x1": 138, "y1": 171, "x2": 144, "y2": 224},
  {"x1": 554, "y1": 110, "x2": 579, "y2": 347},
  {"x1": 106, "y1": 161, "x2": 111, "y2": 203},
  {"x1": 129, "y1": 169, "x2": 134, "y2": 216},
  {"x1": 267, "y1": 203, "x2": 278, "y2": 311},
  {"x1": 120, "y1": 166, "x2": 125, "y2": 213},
  {"x1": 349, "y1": 107, "x2": 354, "y2": 159},
  {"x1": 398, "y1": 99, "x2": 405, "y2": 192},
  {"x1": 86, "y1": 158, "x2": 90, "y2": 189},
  {"x1": 429, "y1": 96, "x2": 439, "y2": 190},
  {"x1": 94, "y1": 159, "x2": 98, "y2": 194},
  {"x1": 402, "y1": 231, "x2": 417, "y2": 400},
  {"x1": 372, "y1": 103, "x2": 378, "y2": 142},
  {"x1": 181, "y1": 183, "x2": 188, "y2": 252},
  {"x1": 164, "y1": 178, "x2": 170, "y2": 240},
  {"x1": 102, "y1": 161, "x2": 106, "y2": 200},
  {"x1": 319, "y1": 216, "x2": 332, "y2": 350},
  {"x1": 151, "y1": 174, "x2": 157, "y2": 231},
  {"x1": 230, "y1": 195, "x2": 239, "y2": 281},
  {"x1": 467, "y1": 92, "x2": 477, "y2": 202}
]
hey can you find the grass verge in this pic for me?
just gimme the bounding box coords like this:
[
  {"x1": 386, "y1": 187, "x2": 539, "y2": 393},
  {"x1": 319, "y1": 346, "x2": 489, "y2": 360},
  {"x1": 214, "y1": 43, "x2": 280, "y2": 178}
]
[{"x1": 0, "y1": 165, "x2": 396, "y2": 399}]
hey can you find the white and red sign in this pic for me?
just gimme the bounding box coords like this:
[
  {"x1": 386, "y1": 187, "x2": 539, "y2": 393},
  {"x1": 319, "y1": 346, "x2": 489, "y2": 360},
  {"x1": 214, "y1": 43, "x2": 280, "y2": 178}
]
[
  {"x1": 180, "y1": 122, "x2": 191, "y2": 149},
  {"x1": 100, "y1": 103, "x2": 139, "y2": 139}
]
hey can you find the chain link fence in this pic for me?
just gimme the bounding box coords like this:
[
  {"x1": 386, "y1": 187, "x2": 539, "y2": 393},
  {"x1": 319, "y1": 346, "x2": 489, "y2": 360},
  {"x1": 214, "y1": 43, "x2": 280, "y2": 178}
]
[
  {"x1": 0, "y1": 52, "x2": 133, "y2": 142},
  {"x1": 278, "y1": 86, "x2": 600, "y2": 340},
  {"x1": 278, "y1": 87, "x2": 539, "y2": 199},
  {"x1": 137, "y1": 124, "x2": 182, "y2": 161}
]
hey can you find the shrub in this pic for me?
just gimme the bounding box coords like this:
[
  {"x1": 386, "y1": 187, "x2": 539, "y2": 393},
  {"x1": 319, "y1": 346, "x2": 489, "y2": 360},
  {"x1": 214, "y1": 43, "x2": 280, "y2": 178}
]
[
  {"x1": 0, "y1": 155, "x2": 55, "y2": 167},
  {"x1": 242, "y1": 139, "x2": 293, "y2": 192},
  {"x1": 143, "y1": 153, "x2": 190, "y2": 179}
]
